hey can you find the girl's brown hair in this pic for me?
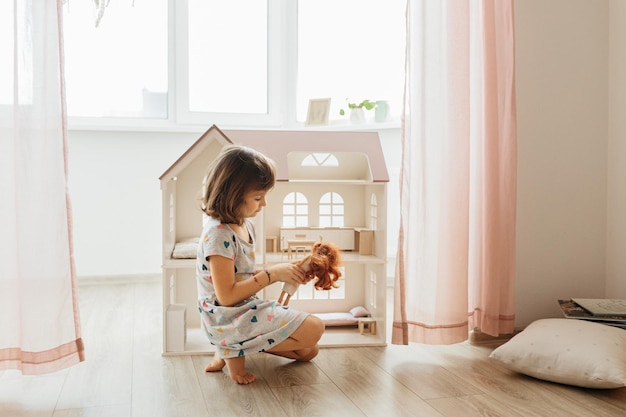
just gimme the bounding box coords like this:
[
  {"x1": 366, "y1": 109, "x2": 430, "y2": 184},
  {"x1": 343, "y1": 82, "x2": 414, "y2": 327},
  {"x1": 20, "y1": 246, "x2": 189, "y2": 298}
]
[{"x1": 200, "y1": 145, "x2": 276, "y2": 224}]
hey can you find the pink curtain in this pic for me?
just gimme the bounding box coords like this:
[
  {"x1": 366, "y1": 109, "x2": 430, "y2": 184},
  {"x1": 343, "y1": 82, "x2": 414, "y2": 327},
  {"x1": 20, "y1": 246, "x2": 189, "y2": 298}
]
[
  {"x1": 0, "y1": 0, "x2": 84, "y2": 374},
  {"x1": 393, "y1": 0, "x2": 517, "y2": 345}
]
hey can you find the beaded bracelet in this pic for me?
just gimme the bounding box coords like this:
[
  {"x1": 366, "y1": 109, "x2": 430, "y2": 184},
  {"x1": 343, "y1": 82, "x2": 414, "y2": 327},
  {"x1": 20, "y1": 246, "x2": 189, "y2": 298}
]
[
  {"x1": 253, "y1": 276, "x2": 263, "y2": 287},
  {"x1": 264, "y1": 269, "x2": 271, "y2": 284}
]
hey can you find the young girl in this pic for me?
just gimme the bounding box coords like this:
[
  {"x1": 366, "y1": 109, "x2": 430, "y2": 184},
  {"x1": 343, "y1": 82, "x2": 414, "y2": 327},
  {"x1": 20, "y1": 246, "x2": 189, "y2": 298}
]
[{"x1": 196, "y1": 145, "x2": 325, "y2": 384}]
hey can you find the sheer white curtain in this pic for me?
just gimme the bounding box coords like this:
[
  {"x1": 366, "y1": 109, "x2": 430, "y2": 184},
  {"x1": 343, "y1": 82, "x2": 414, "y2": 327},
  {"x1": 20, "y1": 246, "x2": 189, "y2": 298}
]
[
  {"x1": 393, "y1": 0, "x2": 517, "y2": 345},
  {"x1": 0, "y1": 0, "x2": 84, "y2": 374}
]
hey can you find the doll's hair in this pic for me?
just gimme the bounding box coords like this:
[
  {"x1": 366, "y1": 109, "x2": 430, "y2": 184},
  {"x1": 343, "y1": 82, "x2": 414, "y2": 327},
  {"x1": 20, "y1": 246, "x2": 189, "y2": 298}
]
[
  {"x1": 200, "y1": 145, "x2": 276, "y2": 224},
  {"x1": 305, "y1": 241, "x2": 342, "y2": 290}
]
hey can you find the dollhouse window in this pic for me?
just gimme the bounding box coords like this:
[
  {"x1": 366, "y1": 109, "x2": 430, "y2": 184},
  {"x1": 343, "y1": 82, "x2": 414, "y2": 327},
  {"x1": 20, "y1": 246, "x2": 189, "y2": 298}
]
[
  {"x1": 369, "y1": 193, "x2": 378, "y2": 230},
  {"x1": 282, "y1": 192, "x2": 309, "y2": 227},
  {"x1": 369, "y1": 270, "x2": 377, "y2": 309},
  {"x1": 291, "y1": 267, "x2": 346, "y2": 301},
  {"x1": 301, "y1": 153, "x2": 339, "y2": 167},
  {"x1": 319, "y1": 192, "x2": 344, "y2": 227}
]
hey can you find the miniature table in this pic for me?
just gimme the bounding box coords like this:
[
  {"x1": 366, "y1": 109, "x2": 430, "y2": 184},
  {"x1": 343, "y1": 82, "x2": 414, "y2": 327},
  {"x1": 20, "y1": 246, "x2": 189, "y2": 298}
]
[
  {"x1": 286, "y1": 239, "x2": 316, "y2": 259},
  {"x1": 358, "y1": 317, "x2": 376, "y2": 335}
]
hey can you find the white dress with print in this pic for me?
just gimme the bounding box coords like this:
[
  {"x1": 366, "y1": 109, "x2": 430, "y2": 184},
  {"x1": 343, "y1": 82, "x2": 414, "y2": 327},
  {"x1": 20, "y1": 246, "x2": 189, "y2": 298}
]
[{"x1": 196, "y1": 217, "x2": 308, "y2": 358}]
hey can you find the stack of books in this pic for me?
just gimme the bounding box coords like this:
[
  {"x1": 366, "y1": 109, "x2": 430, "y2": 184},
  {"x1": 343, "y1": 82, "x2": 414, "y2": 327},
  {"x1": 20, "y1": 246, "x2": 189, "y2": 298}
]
[{"x1": 558, "y1": 298, "x2": 626, "y2": 329}]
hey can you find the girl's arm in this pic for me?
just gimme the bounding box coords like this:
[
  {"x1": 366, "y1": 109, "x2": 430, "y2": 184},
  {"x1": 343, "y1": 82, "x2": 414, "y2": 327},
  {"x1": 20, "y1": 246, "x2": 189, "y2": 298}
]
[{"x1": 210, "y1": 256, "x2": 307, "y2": 306}]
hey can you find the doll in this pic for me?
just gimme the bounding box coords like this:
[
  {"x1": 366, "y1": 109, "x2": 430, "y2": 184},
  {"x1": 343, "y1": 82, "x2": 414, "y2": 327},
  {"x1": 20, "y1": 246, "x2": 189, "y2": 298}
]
[{"x1": 277, "y1": 241, "x2": 342, "y2": 306}]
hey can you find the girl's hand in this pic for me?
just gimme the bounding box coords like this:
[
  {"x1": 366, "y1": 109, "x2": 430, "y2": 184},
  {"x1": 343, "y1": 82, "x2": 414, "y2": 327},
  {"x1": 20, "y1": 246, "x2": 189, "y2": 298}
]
[{"x1": 267, "y1": 263, "x2": 307, "y2": 286}]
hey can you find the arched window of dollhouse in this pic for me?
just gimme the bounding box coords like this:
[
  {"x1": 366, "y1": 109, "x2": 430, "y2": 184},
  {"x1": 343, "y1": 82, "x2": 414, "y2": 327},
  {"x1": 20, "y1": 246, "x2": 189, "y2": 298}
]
[
  {"x1": 369, "y1": 193, "x2": 378, "y2": 230},
  {"x1": 282, "y1": 192, "x2": 309, "y2": 227},
  {"x1": 319, "y1": 192, "x2": 344, "y2": 227},
  {"x1": 301, "y1": 153, "x2": 338, "y2": 167}
]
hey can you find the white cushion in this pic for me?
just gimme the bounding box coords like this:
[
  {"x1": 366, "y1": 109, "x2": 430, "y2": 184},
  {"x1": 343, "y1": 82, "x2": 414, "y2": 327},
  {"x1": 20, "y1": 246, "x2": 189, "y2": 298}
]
[
  {"x1": 172, "y1": 237, "x2": 199, "y2": 259},
  {"x1": 489, "y1": 318, "x2": 626, "y2": 389}
]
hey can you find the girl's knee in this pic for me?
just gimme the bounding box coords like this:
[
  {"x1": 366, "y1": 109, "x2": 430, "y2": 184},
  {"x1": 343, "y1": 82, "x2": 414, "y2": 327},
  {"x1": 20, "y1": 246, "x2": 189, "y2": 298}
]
[{"x1": 307, "y1": 315, "x2": 325, "y2": 340}]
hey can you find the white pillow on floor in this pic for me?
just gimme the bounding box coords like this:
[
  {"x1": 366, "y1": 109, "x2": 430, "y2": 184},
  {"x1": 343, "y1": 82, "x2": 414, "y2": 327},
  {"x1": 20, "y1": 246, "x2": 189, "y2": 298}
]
[{"x1": 489, "y1": 318, "x2": 626, "y2": 389}]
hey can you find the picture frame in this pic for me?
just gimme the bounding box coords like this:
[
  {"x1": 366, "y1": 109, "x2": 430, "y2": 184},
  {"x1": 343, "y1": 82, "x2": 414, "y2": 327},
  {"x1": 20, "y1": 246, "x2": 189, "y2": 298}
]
[{"x1": 305, "y1": 98, "x2": 331, "y2": 126}]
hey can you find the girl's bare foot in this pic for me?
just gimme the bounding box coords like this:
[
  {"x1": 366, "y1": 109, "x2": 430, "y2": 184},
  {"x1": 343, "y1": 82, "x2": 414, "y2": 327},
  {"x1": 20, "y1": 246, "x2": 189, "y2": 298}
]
[
  {"x1": 204, "y1": 356, "x2": 226, "y2": 372},
  {"x1": 224, "y1": 357, "x2": 256, "y2": 384}
]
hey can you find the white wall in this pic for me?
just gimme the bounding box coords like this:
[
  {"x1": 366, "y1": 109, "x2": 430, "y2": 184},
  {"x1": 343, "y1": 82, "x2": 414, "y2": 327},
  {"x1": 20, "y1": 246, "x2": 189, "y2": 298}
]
[
  {"x1": 68, "y1": 130, "x2": 198, "y2": 277},
  {"x1": 514, "y1": 0, "x2": 610, "y2": 326},
  {"x1": 67, "y1": 0, "x2": 626, "y2": 329},
  {"x1": 606, "y1": 0, "x2": 626, "y2": 297}
]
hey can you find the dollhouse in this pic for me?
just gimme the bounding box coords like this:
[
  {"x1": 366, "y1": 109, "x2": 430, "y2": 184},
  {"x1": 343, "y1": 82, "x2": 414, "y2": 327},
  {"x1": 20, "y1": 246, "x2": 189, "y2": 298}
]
[{"x1": 159, "y1": 125, "x2": 389, "y2": 355}]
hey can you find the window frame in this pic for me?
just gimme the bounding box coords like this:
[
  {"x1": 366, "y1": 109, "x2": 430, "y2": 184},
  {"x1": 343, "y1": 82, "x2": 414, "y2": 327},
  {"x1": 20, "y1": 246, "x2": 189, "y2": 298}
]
[{"x1": 64, "y1": 0, "x2": 401, "y2": 132}]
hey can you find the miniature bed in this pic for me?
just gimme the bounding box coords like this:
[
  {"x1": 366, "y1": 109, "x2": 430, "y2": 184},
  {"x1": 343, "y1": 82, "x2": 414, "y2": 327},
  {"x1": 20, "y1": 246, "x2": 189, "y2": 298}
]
[{"x1": 313, "y1": 306, "x2": 370, "y2": 326}]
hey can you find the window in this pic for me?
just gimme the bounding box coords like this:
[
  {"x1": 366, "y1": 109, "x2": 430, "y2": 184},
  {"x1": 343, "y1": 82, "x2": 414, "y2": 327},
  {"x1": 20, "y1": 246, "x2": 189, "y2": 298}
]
[
  {"x1": 291, "y1": 267, "x2": 345, "y2": 301},
  {"x1": 186, "y1": 0, "x2": 268, "y2": 114},
  {"x1": 369, "y1": 193, "x2": 378, "y2": 230},
  {"x1": 297, "y1": 0, "x2": 406, "y2": 124},
  {"x1": 62, "y1": 1, "x2": 168, "y2": 119},
  {"x1": 369, "y1": 270, "x2": 377, "y2": 308},
  {"x1": 282, "y1": 192, "x2": 308, "y2": 227},
  {"x1": 301, "y1": 153, "x2": 338, "y2": 167},
  {"x1": 319, "y1": 192, "x2": 344, "y2": 227},
  {"x1": 58, "y1": 0, "x2": 405, "y2": 128},
  {"x1": 0, "y1": 2, "x2": 13, "y2": 106}
]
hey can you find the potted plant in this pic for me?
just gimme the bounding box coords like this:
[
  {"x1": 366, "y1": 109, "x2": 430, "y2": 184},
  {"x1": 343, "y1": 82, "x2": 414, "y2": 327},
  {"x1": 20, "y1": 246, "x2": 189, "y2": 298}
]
[{"x1": 339, "y1": 99, "x2": 377, "y2": 124}]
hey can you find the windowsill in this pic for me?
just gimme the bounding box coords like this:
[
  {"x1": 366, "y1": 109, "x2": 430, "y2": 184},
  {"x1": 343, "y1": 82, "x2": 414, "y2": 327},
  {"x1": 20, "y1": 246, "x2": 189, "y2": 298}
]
[{"x1": 67, "y1": 118, "x2": 402, "y2": 134}]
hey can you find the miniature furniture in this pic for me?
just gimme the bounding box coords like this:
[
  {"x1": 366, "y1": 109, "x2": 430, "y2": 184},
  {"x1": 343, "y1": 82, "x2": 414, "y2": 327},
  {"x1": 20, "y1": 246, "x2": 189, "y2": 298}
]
[
  {"x1": 159, "y1": 125, "x2": 389, "y2": 355},
  {"x1": 287, "y1": 239, "x2": 317, "y2": 259},
  {"x1": 358, "y1": 317, "x2": 377, "y2": 335},
  {"x1": 265, "y1": 235, "x2": 278, "y2": 252}
]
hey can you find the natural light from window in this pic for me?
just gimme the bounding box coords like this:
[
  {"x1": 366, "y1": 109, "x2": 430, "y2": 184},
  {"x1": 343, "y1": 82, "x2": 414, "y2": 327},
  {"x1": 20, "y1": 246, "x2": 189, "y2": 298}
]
[
  {"x1": 297, "y1": 0, "x2": 406, "y2": 123},
  {"x1": 62, "y1": 0, "x2": 168, "y2": 118},
  {"x1": 187, "y1": 0, "x2": 267, "y2": 114},
  {"x1": 0, "y1": 2, "x2": 13, "y2": 105},
  {"x1": 48, "y1": 1, "x2": 406, "y2": 126}
]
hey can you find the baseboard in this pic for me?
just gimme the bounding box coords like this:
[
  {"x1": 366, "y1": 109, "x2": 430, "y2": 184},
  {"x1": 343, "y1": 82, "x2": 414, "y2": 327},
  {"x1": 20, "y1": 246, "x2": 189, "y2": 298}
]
[
  {"x1": 78, "y1": 273, "x2": 161, "y2": 286},
  {"x1": 468, "y1": 328, "x2": 521, "y2": 346}
]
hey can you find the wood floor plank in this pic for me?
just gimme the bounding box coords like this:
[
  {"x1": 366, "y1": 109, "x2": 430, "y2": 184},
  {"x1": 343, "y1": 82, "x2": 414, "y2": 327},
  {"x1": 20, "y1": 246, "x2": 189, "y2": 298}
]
[
  {"x1": 313, "y1": 347, "x2": 444, "y2": 417},
  {"x1": 359, "y1": 344, "x2": 483, "y2": 400},
  {"x1": 427, "y1": 393, "x2": 527, "y2": 417},
  {"x1": 273, "y1": 382, "x2": 366, "y2": 417},
  {"x1": 6, "y1": 279, "x2": 625, "y2": 417},
  {"x1": 52, "y1": 404, "x2": 130, "y2": 417},
  {"x1": 130, "y1": 282, "x2": 210, "y2": 417},
  {"x1": 410, "y1": 341, "x2": 626, "y2": 417},
  {"x1": 0, "y1": 371, "x2": 65, "y2": 416},
  {"x1": 249, "y1": 353, "x2": 331, "y2": 387},
  {"x1": 56, "y1": 284, "x2": 135, "y2": 410},
  {"x1": 191, "y1": 355, "x2": 289, "y2": 417}
]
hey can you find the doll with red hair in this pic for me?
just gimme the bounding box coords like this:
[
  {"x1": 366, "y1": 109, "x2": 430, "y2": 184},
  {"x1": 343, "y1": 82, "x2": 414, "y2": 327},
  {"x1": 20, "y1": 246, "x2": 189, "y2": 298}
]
[{"x1": 278, "y1": 241, "x2": 342, "y2": 305}]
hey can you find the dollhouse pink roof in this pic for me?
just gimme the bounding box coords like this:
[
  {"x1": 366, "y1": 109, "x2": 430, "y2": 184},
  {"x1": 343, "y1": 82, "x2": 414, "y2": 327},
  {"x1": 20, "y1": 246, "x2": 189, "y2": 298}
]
[{"x1": 159, "y1": 124, "x2": 389, "y2": 183}]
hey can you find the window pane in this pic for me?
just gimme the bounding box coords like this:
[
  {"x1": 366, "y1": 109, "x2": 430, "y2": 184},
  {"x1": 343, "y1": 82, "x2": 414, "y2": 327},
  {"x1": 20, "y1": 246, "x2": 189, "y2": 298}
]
[
  {"x1": 295, "y1": 192, "x2": 307, "y2": 204},
  {"x1": 188, "y1": 0, "x2": 267, "y2": 113},
  {"x1": 0, "y1": 2, "x2": 13, "y2": 105},
  {"x1": 62, "y1": 1, "x2": 168, "y2": 118},
  {"x1": 284, "y1": 193, "x2": 295, "y2": 204},
  {"x1": 331, "y1": 192, "x2": 344, "y2": 204},
  {"x1": 319, "y1": 216, "x2": 330, "y2": 227},
  {"x1": 297, "y1": 0, "x2": 406, "y2": 122}
]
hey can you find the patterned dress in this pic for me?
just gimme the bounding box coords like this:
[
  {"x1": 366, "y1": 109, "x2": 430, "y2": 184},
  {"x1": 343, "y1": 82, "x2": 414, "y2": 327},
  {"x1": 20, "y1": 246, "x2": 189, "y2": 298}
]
[{"x1": 196, "y1": 217, "x2": 308, "y2": 359}]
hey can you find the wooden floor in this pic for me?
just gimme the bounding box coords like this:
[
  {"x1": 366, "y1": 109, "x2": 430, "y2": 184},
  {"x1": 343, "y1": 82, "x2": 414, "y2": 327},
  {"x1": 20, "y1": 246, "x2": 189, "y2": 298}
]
[{"x1": 2, "y1": 278, "x2": 626, "y2": 417}]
